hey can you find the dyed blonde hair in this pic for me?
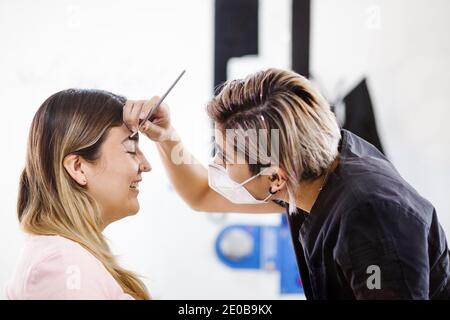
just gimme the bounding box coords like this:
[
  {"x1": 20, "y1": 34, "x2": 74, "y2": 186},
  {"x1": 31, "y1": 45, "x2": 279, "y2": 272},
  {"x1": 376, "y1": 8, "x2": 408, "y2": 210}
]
[
  {"x1": 17, "y1": 89, "x2": 149, "y2": 299},
  {"x1": 207, "y1": 68, "x2": 341, "y2": 213}
]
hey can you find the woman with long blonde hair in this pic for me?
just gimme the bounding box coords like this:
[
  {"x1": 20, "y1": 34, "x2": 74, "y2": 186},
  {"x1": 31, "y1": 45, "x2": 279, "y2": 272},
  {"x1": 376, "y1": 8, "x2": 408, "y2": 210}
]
[{"x1": 6, "y1": 89, "x2": 151, "y2": 299}]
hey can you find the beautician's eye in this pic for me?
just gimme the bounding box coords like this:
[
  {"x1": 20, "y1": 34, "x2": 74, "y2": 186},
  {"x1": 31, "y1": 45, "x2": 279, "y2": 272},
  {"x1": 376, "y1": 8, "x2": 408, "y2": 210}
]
[{"x1": 216, "y1": 150, "x2": 230, "y2": 166}]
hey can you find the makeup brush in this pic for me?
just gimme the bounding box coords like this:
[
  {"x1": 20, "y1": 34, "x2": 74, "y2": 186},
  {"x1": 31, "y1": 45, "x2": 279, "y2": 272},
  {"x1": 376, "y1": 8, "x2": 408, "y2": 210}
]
[{"x1": 129, "y1": 69, "x2": 186, "y2": 139}]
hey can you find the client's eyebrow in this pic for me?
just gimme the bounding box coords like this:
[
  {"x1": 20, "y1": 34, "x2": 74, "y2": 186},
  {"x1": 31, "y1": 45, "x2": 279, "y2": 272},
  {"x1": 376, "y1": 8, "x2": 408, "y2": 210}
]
[
  {"x1": 121, "y1": 132, "x2": 139, "y2": 144},
  {"x1": 129, "y1": 133, "x2": 139, "y2": 142}
]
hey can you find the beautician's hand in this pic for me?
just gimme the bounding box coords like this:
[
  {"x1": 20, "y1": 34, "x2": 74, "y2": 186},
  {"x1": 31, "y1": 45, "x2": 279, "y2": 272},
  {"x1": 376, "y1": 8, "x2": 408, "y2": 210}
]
[{"x1": 123, "y1": 97, "x2": 175, "y2": 142}]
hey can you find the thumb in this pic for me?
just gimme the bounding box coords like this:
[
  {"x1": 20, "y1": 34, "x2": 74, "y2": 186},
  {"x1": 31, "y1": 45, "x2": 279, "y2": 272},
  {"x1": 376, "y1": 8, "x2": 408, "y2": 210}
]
[{"x1": 140, "y1": 120, "x2": 165, "y2": 140}]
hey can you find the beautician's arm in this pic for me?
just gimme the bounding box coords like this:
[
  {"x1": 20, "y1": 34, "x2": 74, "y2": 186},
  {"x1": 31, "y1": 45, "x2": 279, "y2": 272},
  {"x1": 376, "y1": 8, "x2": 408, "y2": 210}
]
[
  {"x1": 156, "y1": 130, "x2": 285, "y2": 213},
  {"x1": 123, "y1": 98, "x2": 284, "y2": 214}
]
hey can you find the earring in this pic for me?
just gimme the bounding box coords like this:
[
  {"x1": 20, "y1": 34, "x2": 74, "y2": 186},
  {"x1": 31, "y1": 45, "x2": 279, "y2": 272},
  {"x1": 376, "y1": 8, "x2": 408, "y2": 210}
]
[{"x1": 269, "y1": 186, "x2": 278, "y2": 195}]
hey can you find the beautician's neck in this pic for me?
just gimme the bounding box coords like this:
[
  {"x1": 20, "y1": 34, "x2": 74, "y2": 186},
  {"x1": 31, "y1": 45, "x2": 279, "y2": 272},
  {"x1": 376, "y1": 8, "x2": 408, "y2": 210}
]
[{"x1": 275, "y1": 157, "x2": 339, "y2": 213}]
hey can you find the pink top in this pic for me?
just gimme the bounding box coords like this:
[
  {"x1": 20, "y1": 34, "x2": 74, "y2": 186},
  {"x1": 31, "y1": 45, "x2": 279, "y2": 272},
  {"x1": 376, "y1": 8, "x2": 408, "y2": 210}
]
[{"x1": 4, "y1": 234, "x2": 134, "y2": 300}]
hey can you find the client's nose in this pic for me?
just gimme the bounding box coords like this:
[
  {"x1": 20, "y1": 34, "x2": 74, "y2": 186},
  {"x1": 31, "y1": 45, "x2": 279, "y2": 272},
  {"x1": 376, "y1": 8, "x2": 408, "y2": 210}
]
[{"x1": 138, "y1": 151, "x2": 151, "y2": 173}]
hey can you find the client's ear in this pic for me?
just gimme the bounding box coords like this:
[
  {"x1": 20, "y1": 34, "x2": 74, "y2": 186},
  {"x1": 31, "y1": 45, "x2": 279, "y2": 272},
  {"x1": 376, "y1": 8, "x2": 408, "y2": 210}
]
[{"x1": 63, "y1": 154, "x2": 88, "y2": 186}]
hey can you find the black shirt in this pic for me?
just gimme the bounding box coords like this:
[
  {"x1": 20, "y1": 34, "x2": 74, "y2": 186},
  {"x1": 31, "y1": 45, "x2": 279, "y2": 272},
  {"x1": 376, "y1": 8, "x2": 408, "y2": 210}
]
[{"x1": 276, "y1": 129, "x2": 450, "y2": 299}]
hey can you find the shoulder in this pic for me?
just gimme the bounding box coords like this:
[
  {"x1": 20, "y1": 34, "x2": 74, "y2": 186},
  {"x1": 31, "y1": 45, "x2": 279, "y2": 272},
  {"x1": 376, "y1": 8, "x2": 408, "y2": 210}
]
[
  {"x1": 332, "y1": 156, "x2": 434, "y2": 228},
  {"x1": 26, "y1": 234, "x2": 106, "y2": 274},
  {"x1": 334, "y1": 196, "x2": 430, "y2": 268},
  {"x1": 342, "y1": 194, "x2": 432, "y2": 230},
  {"x1": 5, "y1": 234, "x2": 133, "y2": 300},
  {"x1": 335, "y1": 196, "x2": 431, "y2": 262}
]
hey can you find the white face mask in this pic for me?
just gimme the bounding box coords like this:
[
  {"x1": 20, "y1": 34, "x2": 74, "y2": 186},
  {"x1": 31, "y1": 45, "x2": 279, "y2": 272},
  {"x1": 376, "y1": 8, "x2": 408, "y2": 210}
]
[{"x1": 208, "y1": 162, "x2": 273, "y2": 204}]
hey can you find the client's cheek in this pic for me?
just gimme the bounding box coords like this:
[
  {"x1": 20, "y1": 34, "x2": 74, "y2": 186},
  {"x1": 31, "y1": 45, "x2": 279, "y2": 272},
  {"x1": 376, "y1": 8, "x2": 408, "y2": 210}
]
[
  {"x1": 132, "y1": 160, "x2": 140, "y2": 172},
  {"x1": 124, "y1": 153, "x2": 140, "y2": 171}
]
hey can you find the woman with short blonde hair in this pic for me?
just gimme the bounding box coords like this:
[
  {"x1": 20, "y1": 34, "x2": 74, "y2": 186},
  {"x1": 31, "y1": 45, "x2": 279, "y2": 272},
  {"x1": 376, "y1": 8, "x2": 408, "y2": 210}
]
[
  {"x1": 207, "y1": 68, "x2": 341, "y2": 213},
  {"x1": 129, "y1": 67, "x2": 449, "y2": 299}
]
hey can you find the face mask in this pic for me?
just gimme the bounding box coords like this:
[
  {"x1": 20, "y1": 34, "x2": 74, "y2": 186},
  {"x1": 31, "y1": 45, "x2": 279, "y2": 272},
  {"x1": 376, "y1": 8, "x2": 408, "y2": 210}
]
[{"x1": 208, "y1": 162, "x2": 273, "y2": 204}]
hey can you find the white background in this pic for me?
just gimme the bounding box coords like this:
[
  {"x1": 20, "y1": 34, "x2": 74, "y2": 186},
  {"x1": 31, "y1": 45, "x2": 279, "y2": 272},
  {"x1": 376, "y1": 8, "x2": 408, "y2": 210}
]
[{"x1": 1, "y1": 0, "x2": 449, "y2": 299}]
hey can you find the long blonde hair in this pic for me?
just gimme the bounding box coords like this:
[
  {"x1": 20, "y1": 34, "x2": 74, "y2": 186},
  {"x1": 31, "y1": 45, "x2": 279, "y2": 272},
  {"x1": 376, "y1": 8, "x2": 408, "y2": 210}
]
[
  {"x1": 207, "y1": 68, "x2": 341, "y2": 214},
  {"x1": 17, "y1": 89, "x2": 149, "y2": 299}
]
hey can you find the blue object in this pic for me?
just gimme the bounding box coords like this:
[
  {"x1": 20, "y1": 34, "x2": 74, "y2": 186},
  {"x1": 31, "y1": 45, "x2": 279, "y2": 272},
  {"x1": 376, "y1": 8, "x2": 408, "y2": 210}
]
[
  {"x1": 278, "y1": 215, "x2": 303, "y2": 294},
  {"x1": 215, "y1": 225, "x2": 261, "y2": 269},
  {"x1": 215, "y1": 216, "x2": 303, "y2": 294}
]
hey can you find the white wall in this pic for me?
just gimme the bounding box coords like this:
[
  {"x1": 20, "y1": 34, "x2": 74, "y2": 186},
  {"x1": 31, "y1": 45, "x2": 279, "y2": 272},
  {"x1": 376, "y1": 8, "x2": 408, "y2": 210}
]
[
  {"x1": 311, "y1": 0, "x2": 450, "y2": 235},
  {"x1": 1, "y1": 0, "x2": 449, "y2": 299}
]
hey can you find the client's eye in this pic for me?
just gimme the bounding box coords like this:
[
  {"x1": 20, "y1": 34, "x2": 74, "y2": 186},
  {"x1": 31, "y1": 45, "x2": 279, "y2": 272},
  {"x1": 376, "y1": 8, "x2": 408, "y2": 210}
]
[{"x1": 122, "y1": 139, "x2": 137, "y2": 154}]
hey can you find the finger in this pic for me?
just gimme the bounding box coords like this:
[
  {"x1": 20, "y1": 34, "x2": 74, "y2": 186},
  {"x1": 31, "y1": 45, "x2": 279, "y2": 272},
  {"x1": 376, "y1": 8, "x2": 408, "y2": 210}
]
[
  {"x1": 152, "y1": 102, "x2": 170, "y2": 126},
  {"x1": 150, "y1": 102, "x2": 169, "y2": 124},
  {"x1": 153, "y1": 101, "x2": 168, "y2": 116},
  {"x1": 139, "y1": 99, "x2": 156, "y2": 123},
  {"x1": 123, "y1": 100, "x2": 135, "y2": 132},
  {"x1": 129, "y1": 100, "x2": 145, "y2": 131},
  {"x1": 140, "y1": 120, "x2": 164, "y2": 140},
  {"x1": 140, "y1": 96, "x2": 165, "y2": 123},
  {"x1": 149, "y1": 96, "x2": 160, "y2": 105}
]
